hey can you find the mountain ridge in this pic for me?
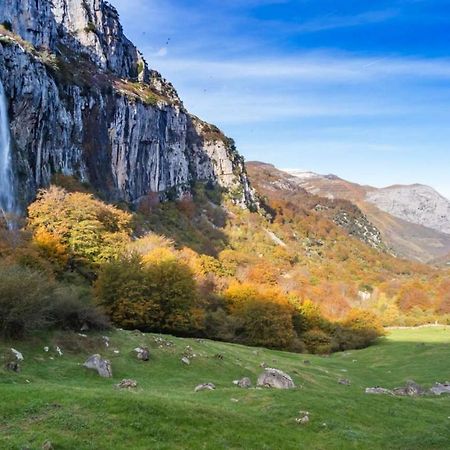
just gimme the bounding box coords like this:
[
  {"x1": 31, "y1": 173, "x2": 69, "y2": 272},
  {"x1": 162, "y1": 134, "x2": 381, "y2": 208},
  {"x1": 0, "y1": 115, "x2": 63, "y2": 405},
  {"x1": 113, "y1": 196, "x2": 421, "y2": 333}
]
[{"x1": 282, "y1": 166, "x2": 450, "y2": 262}]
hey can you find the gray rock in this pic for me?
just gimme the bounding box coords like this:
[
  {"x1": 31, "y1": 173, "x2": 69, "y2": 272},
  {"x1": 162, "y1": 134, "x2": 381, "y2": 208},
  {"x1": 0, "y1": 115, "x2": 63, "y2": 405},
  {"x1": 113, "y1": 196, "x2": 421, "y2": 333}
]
[
  {"x1": 181, "y1": 357, "x2": 191, "y2": 365},
  {"x1": 365, "y1": 387, "x2": 393, "y2": 395},
  {"x1": 257, "y1": 368, "x2": 295, "y2": 389},
  {"x1": 134, "y1": 347, "x2": 150, "y2": 361},
  {"x1": 83, "y1": 354, "x2": 112, "y2": 378},
  {"x1": 430, "y1": 382, "x2": 450, "y2": 395},
  {"x1": 233, "y1": 377, "x2": 252, "y2": 388},
  {"x1": 5, "y1": 361, "x2": 20, "y2": 373},
  {"x1": 195, "y1": 383, "x2": 216, "y2": 392},
  {"x1": 116, "y1": 379, "x2": 138, "y2": 389},
  {"x1": 392, "y1": 380, "x2": 426, "y2": 397},
  {"x1": 338, "y1": 378, "x2": 351, "y2": 386},
  {"x1": 42, "y1": 440, "x2": 54, "y2": 450}
]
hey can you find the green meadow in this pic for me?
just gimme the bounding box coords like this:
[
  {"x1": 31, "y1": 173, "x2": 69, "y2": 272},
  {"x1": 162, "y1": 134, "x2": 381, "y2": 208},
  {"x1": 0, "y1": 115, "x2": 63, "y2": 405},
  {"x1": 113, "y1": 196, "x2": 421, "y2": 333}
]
[{"x1": 1, "y1": 327, "x2": 449, "y2": 450}]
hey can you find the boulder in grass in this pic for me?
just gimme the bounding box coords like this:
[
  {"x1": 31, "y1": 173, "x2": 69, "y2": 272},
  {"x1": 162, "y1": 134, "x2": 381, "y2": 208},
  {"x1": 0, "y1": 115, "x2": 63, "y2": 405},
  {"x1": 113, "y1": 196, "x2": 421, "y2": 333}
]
[
  {"x1": 116, "y1": 379, "x2": 138, "y2": 389},
  {"x1": 365, "y1": 387, "x2": 393, "y2": 395},
  {"x1": 83, "y1": 354, "x2": 112, "y2": 378},
  {"x1": 233, "y1": 377, "x2": 252, "y2": 388},
  {"x1": 134, "y1": 347, "x2": 150, "y2": 361},
  {"x1": 257, "y1": 368, "x2": 295, "y2": 389},
  {"x1": 181, "y1": 357, "x2": 190, "y2": 365},
  {"x1": 430, "y1": 382, "x2": 450, "y2": 395},
  {"x1": 195, "y1": 382, "x2": 216, "y2": 392},
  {"x1": 392, "y1": 380, "x2": 426, "y2": 397}
]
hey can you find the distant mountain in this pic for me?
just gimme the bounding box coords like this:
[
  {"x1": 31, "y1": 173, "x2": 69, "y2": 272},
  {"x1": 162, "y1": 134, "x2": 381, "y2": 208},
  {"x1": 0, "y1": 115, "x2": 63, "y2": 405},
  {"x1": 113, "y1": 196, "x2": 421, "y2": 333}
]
[{"x1": 284, "y1": 169, "x2": 450, "y2": 263}]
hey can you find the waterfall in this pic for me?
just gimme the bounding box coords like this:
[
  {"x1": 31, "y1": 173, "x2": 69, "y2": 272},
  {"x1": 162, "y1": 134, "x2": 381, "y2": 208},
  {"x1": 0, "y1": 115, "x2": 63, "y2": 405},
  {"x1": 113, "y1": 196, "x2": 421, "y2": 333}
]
[{"x1": 0, "y1": 80, "x2": 17, "y2": 226}]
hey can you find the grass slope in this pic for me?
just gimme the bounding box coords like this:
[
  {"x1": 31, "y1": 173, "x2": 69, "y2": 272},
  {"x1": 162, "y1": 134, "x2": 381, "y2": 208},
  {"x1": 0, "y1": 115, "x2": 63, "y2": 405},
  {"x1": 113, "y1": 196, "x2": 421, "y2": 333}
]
[{"x1": 1, "y1": 327, "x2": 449, "y2": 450}]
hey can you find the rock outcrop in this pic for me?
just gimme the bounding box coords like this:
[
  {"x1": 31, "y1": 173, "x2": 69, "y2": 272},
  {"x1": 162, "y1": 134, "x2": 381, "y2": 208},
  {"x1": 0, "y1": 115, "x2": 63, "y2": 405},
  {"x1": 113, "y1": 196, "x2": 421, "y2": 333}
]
[
  {"x1": 257, "y1": 368, "x2": 295, "y2": 389},
  {"x1": 0, "y1": 0, "x2": 256, "y2": 210},
  {"x1": 83, "y1": 354, "x2": 112, "y2": 377}
]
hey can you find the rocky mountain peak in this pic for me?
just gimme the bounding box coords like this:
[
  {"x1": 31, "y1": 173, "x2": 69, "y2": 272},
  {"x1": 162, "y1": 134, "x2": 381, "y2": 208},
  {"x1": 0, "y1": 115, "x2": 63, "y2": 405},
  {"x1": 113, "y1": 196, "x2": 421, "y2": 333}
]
[{"x1": 0, "y1": 0, "x2": 256, "y2": 209}]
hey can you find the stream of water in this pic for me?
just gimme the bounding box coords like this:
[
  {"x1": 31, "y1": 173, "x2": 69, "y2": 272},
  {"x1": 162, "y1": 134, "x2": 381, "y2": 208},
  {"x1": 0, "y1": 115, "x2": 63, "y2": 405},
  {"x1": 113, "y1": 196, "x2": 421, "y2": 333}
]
[{"x1": 0, "y1": 79, "x2": 16, "y2": 226}]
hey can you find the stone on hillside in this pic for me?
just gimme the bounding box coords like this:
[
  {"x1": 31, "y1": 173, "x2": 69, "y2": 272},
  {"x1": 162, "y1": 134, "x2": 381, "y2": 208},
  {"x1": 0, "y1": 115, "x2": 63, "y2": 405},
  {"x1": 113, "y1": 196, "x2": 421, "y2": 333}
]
[
  {"x1": 195, "y1": 383, "x2": 216, "y2": 392},
  {"x1": 339, "y1": 378, "x2": 351, "y2": 386},
  {"x1": 10, "y1": 348, "x2": 23, "y2": 361},
  {"x1": 295, "y1": 411, "x2": 310, "y2": 425},
  {"x1": 181, "y1": 357, "x2": 190, "y2": 365},
  {"x1": 83, "y1": 354, "x2": 112, "y2": 378},
  {"x1": 392, "y1": 380, "x2": 426, "y2": 397},
  {"x1": 42, "y1": 440, "x2": 54, "y2": 450},
  {"x1": 116, "y1": 379, "x2": 138, "y2": 389},
  {"x1": 365, "y1": 387, "x2": 393, "y2": 395},
  {"x1": 233, "y1": 377, "x2": 252, "y2": 388},
  {"x1": 430, "y1": 382, "x2": 450, "y2": 395},
  {"x1": 5, "y1": 361, "x2": 20, "y2": 372},
  {"x1": 134, "y1": 347, "x2": 150, "y2": 361},
  {"x1": 257, "y1": 368, "x2": 295, "y2": 389}
]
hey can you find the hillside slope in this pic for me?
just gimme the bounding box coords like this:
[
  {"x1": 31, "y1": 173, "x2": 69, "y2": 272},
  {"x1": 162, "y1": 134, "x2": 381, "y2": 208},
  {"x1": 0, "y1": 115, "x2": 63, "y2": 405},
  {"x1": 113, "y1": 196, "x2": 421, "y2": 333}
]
[
  {"x1": 1, "y1": 327, "x2": 449, "y2": 449},
  {"x1": 285, "y1": 169, "x2": 450, "y2": 263}
]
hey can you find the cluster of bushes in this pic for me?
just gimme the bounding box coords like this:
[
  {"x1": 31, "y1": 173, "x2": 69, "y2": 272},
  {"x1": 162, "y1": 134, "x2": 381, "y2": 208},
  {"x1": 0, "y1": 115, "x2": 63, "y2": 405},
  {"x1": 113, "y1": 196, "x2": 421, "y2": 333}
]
[
  {"x1": 0, "y1": 185, "x2": 386, "y2": 353},
  {"x1": 0, "y1": 265, "x2": 108, "y2": 339}
]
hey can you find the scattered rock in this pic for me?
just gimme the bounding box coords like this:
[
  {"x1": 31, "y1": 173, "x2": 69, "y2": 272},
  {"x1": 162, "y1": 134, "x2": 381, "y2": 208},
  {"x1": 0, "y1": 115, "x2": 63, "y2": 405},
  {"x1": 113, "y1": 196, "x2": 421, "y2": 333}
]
[
  {"x1": 55, "y1": 346, "x2": 63, "y2": 357},
  {"x1": 181, "y1": 357, "x2": 190, "y2": 365},
  {"x1": 5, "y1": 361, "x2": 20, "y2": 373},
  {"x1": 83, "y1": 354, "x2": 112, "y2": 378},
  {"x1": 339, "y1": 378, "x2": 351, "y2": 386},
  {"x1": 113, "y1": 350, "x2": 120, "y2": 354},
  {"x1": 78, "y1": 333, "x2": 87, "y2": 338},
  {"x1": 231, "y1": 398, "x2": 239, "y2": 403},
  {"x1": 195, "y1": 383, "x2": 216, "y2": 392},
  {"x1": 365, "y1": 387, "x2": 393, "y2": 395},
  {"x1": 134, "y1": 347, "x2": 150, "y2": 361},
  {"x1": 80, "y1": 322, "x2": 90, "y2": 332},
  {"x1": 233, "y1": 377, "x2": 252, "y2": 388},
  {"x1": 102, "y1": 336, "x2": 110, "y2": 348},
  {"x1": 392, "y1": 380, "x2": 426, "y2": 397},
  {"x1": 303, "y1": 360, "x2": 311, "y2": 365},
  {"x1": 430, "y1": 382, "x2": 450, "y2": 395},
  {"x1": 214, "y1": 353, "x2": 224, "y2": 360},
  {"x1": 295, "y1": 411, "x2": 310, "y2": 425},
  {"x1": 257, "y1": 368, "x2": 295, "y2": 389},
  {"x1": 10, "y1": 348, "x2": 24, "y2": 361},
  {"x1": 116, "y1": 379, "x2": 138, "y2": 389},
  {"x1": 259, "y1": 362, "x2": 267, "y2": 368},
  {"x1": 44, "y1": 347, "x2": 49, "y2": 353},
  {"x1": 42, "y1": 440, "x2": 54, "y2": 450}
]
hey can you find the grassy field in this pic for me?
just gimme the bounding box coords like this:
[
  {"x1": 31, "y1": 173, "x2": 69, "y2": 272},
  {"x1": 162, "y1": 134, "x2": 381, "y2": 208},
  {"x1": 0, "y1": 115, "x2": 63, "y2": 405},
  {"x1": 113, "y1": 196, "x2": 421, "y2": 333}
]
[{"x1": 0, "y1": 327, "x2": 449, "y2": 450}]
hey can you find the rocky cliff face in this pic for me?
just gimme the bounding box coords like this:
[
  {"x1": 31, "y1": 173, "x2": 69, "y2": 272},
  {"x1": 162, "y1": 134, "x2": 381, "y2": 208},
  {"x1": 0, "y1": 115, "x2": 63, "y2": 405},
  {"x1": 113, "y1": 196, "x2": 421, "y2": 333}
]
[
  {"x1": 366, "y1": 185, "x2": 450, "y2": 235},
  {"x1": 0, "y1": 0, "x2": 255, "y2": 208}
]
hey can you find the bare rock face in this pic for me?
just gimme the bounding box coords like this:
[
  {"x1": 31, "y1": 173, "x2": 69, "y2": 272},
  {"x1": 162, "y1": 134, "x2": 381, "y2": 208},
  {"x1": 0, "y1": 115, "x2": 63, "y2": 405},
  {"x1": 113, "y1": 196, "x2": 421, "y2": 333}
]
[
  {"x1": 0, "y1": 0, "x2": 257, "y2": 210},
  {"x1": 257, "y1": 368, "x2": 295, "y2": 389},
  {"x1": 83, "y1": 354, "x2": 112, "y2": 378}
]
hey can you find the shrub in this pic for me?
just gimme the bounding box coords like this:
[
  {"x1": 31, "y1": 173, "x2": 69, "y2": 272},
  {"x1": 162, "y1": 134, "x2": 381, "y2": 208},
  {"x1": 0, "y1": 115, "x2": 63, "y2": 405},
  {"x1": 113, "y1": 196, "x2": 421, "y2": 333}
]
[
  {"x1": 0, "y1": 265, "x2": 106, "y2": 338},
  {"x1": 302, "y1": 328, "x2": 333, "y2": 354},
  {"x1": 95, "y1": 256, "x2": 202, "y2": 334},
  {"x1": 0, "y1": 265, "x2": 55, "y2": 338}
]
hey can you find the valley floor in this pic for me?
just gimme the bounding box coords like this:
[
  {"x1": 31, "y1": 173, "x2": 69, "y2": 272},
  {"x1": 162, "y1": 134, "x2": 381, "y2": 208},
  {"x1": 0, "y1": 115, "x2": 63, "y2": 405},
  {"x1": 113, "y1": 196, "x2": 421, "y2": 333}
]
[{"x1": 0, "y1": 327, "x2": 449, "y2": 450}]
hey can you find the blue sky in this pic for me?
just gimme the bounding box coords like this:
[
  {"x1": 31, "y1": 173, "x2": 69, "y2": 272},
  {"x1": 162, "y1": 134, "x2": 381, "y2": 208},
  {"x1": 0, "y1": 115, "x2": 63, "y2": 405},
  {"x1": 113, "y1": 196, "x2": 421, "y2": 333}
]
[{"x1": 112, "y1": 0, "x2": 450, "y2": 198}]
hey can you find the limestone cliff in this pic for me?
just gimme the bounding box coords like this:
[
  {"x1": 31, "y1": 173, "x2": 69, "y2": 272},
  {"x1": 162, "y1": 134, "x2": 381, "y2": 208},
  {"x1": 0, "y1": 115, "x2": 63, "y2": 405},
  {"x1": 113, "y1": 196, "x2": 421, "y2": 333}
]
[{"x1": 0, "y1": 0, "x2": 256, "y2": 208}]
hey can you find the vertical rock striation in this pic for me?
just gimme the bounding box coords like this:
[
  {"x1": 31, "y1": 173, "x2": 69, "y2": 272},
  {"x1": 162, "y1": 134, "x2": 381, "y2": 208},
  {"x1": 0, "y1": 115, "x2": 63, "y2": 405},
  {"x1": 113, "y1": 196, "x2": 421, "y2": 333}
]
[{"x1": 0, "y1": 0, "x2": 256, "y2": 208}]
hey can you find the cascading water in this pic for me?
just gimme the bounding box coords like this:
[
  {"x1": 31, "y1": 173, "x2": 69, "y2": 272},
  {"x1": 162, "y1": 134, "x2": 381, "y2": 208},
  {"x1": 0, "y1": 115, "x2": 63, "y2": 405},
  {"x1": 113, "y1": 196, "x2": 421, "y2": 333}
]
[{"x1": 0, "y1": 79, "x2": 17, "y2": 227}]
